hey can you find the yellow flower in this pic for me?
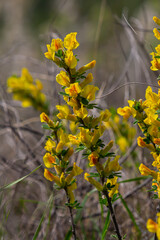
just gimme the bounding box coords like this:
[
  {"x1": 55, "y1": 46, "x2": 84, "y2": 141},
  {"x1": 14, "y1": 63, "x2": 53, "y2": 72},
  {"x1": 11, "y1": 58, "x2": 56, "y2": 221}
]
[
  {"x1": 100, "y1": 140, "x2": 114, "y2": 156},
  {"x1": 7, "y1": 68, "x2": 47, "y2": 111},
  {"x1": 51, "y1": 38, "x2": 63, "y2": 51},
  {"x1": 56, "y1": 71, "x2": 70, "y2": 87},
  {"x1": 152, "y1": 152, "x2": 160, "y2": 170},
  {"x1": 147, "y1": 213, "x2": 160, "y2": 240},
  {"x1": 67, "y1": 182, "x2": 77, "y2": 203},
  {"x1": 65, "y1": 83, "x2": 81, "y2": 97},
  {"x1": 44, "y1": 138, "x2": 56, "y2": 152},
  {"x1": 68, "y1": 135, "x2": 80, "y2": 145},
  {"x1": 44, "y1": 44, "x2": 55, "y2": 60},
  {"x1": 79, "y1": 128, "x2": 92, "y2": 148},
  {"x1": 137, "y1": 136, "x2": 155, "y2": 151},
  {"x1": 73, "y1": 104, "x2": 88, "y2": 119},
  {"x1": 44, "y1": 169, "x2": 61, "y2": 185},
  {"x1": 88, "y1": 152, "x2": 99, "y2": 167},
  {"x1": 153, "y1": 16, "x2": 160, "y2": 25},
  {"x1": 44, "y1": 39, "x2": 63, "y2": 60},
  {"x1": 81, "y1": 85, "x2": 99, "y2": 101},
  {"x1": 154, "y1": 138, "x2": 160, "y2": 145},
  {"x1": 64, "y1": 32, "x2": 79, "y2": 50},
  {"x1": 65, "y1": 163, "x2": 83, "y2": 184},
  {"x1": 139, "y1": 163, "x2": 157, "y2": 179},
  {"x1": 77, "y1": 60, "x2": 96, "y2": 75},
  {"x1": 84, "y1": 173, "x2": 103, "y2": 191},
  {"x1": 43, "y1": 153, "x2": 56, "y2": 168},
  {"x1": 104, "y1": 156, "x2": 122, "y2": 175},
  {"x1": 153, "y1": 28, "x2": 160, "y2": 40},
  {"x1": 40, "y1": 112, "x2": 55, "y2": 128},
  {"x1": 65, "y1": 50, "x2": 77, "y2": 69},
  {"x1": 63, "y1": 147, "x2": 74, "y2": 161},
  {"x1": 80, "y1": 73, "x2": 93, "y2": 88},
  {"x1": 106, "y1": 177, "x2": 119, "y2": 198},
  {"x1": 150, "y1": 52, "x2": 160, "y2": 71},
  {"x1": 117, "y1": 106, "x2": 132, "y2": 120},
  {"x1": 117, "y1": 137, "x2": 128, "y2": 152},
  {"x1": 100, "y1": 109, "x2": 111, "y2": 122},
  {"x1": 56, "y1": 104, "x2": 71, "y2": 119}
]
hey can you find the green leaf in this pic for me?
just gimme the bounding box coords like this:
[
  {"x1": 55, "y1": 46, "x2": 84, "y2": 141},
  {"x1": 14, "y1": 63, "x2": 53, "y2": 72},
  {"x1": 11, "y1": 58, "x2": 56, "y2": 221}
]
[
  {"x1": 102, "y1": 152, "x2": 115, "y2": 158},
  {"x1": 75, "y1": 145, "x2": 86, "y2": 153},
  {"x1": 154, "y1": 56, "x2": 160, "y2": 58},
  {"x1": 101, "y1": 211, "x2": 110, "y2": 240},
  {"x1": 133, "y1": 120, "x2": 139, "y2": 124},
  {"x1": 65, "y1": 229, "x2": 72, "y2": 240},
  {"x1": 32, "y1": 213, "x2": 45, "y2": 240},
  {"x1": 80, "y1": 97, "x2": 89, "y2": 105},
  {"x1": 88, "y1": 173, "x2": 100, "y2": 178},
  {"x1": 118, "y1": 176, "x2": 151, "y2": 183},
  {"x1": 120, "y1": 195, "x2": 141, "y2": 236},
  {"x1": 42, "y1": 124, "x2": 50, "y2": 130},
  {"x1": 0, "y1": 165, "x2": 42, "y2": 191},
  {"x1": 59, "y1": 92, "x2": 69, "y2": 96}
]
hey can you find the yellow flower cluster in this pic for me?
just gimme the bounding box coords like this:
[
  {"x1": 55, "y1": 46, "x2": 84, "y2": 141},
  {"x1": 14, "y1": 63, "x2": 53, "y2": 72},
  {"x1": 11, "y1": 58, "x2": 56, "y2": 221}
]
[
  {"x1": 7, "y1": 68, "x2": 48, "y2": 113},
  {"x1": 41, "y1": 32, "x2": 122, "y2": 203},
  {"x1": 118, "y1": 87, "x2": 160, "y2": 197},
  {"x1": 40, "y1": 112, "x2": 83, "y2": 203},
  {"x1": 118, "y1": 16, "x2": 160, "y2": 239},
  {"x1": 150, "y1": 16, "x2": 160, "y2": 75}
]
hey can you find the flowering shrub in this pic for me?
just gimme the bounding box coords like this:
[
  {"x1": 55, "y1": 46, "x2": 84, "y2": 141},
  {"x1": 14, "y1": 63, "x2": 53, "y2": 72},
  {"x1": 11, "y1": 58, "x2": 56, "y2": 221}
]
[{"x1": 6, "y1": 16, "x2": 160, "y2": 240}]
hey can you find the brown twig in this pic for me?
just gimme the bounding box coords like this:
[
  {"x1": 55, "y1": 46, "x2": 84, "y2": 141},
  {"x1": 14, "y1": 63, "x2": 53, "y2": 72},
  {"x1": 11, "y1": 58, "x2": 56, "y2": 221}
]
[
  {"x1": 102, "y1": 188, "x2": 122, "y2": 240},
  {"x1": 65, "y1": 189, "x2": 77, "y2": 240}
]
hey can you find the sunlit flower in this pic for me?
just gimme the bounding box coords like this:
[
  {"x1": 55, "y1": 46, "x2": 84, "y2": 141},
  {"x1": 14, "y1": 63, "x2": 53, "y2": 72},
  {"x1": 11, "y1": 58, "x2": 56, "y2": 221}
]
[
  {"x1": 56, "y1": 71, "x2": 70, "y2": 87},
  {"x1": 64, "y1": 32, "x2": 79, "y2": 50}
]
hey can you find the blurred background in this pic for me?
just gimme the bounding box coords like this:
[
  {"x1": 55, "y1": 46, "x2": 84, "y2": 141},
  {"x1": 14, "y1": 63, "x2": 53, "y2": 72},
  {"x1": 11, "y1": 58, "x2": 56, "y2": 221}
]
[{"x1": 0, "y1": 0, "x2": 160, "y2": 239}]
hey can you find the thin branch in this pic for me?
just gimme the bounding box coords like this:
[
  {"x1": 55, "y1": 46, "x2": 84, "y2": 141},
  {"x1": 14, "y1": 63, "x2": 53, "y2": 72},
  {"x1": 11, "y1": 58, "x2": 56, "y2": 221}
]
[
  {"x1": 96, "y1": 82, "x2": 159, "y2": 99},
  {"x1": 65, "y1": 190, "x2": 77, "y2": 240},
  {"x1": 102, "y1": 188, "x2": 122, "y2": 240}
]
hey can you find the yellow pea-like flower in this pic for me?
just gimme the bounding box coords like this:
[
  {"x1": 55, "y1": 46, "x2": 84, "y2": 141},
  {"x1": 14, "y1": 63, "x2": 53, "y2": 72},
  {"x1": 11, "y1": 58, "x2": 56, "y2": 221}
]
[
  {"x1": 139, "y1": 163, "x2": 157, "y2": 179},
  {"x1": 153, "y1": 28, "x2": 160, "y2": 40},
  {"x1": 117, "y1": 136, "x2": 128, "y2": 152},
  {"x1": 64, "y1": 32, "x2": 79, "y2": 50},
  {"x1": 67, "y1": 182, "x2": 77, "y2": 203},
  {"x1": 56, "y1": 71, "x2": 70, "y2": 87},
  {"x1": 88, "y1": 151, "x2": 99, "y2": 167},
  {"x1": 44, "y1": 138, "x2": 56, "y2": 152},
  {"x1": 80, "y1": 73, "x2": 93, "y2": 88},
  {"x1": 117, "y1": 106, "x2": 132, "y2": 120},
  {"x1": 64, "y1": 50, "x2": 77, "y2": 69},
  {"x1": 147, "y1": 213, "x2": 160, "y2": 239},
  {"x1": 65, "y1": 83, "x2": 81, "y2": 97},
  {"x1": 51, "y1": 38, "x2": 63, "y2": 52},
  {"x1": 66, "y1": 163, "x2": 83, "y2": 184},
  {"x1": 43, "y1": 153, "x2": 56, "y2": 168},
  {"x1": 153, "y1": 16, "x2": 160, "y2": 25},
  {"x1": 40, "y1": 112, "x2": 55, "y2": 128},
  {"x1": 44, "y1": 169, "x2": 60, "y2": 185},
  {"x1": 84, "y1": 173, "x2": 103, "y2": 191},
  {"x1": 77, "y1": 60, "x2": 96, "y2": 75},
  {"x1": 80, "y1": 85, "x2": 99, "y2": 101}
]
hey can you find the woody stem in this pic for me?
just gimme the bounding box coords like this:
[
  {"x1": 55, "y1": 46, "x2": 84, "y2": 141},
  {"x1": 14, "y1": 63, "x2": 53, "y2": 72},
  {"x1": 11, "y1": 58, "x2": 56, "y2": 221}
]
[
  {"x1": 101, "y1": 177, "x2": 122, "y2": 240},
  {"x1": 65, "y1": 189, "x2": 77, "y2": 240}
]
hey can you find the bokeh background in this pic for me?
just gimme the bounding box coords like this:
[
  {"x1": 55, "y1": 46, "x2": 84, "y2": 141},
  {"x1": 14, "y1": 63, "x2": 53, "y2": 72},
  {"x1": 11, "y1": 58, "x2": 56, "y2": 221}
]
[{"x1": 1, "y1": 0, "x2": 160, "y2": 239}]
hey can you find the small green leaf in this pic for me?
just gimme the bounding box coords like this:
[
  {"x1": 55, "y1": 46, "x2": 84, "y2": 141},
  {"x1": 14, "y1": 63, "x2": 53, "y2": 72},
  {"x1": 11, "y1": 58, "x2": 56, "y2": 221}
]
[
  {"x1": 42, "y1": 124, "x2": 50, "y2": 130},
  {"x1": 59, "y1": 92, "x2": 69, "y2": 96}
]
